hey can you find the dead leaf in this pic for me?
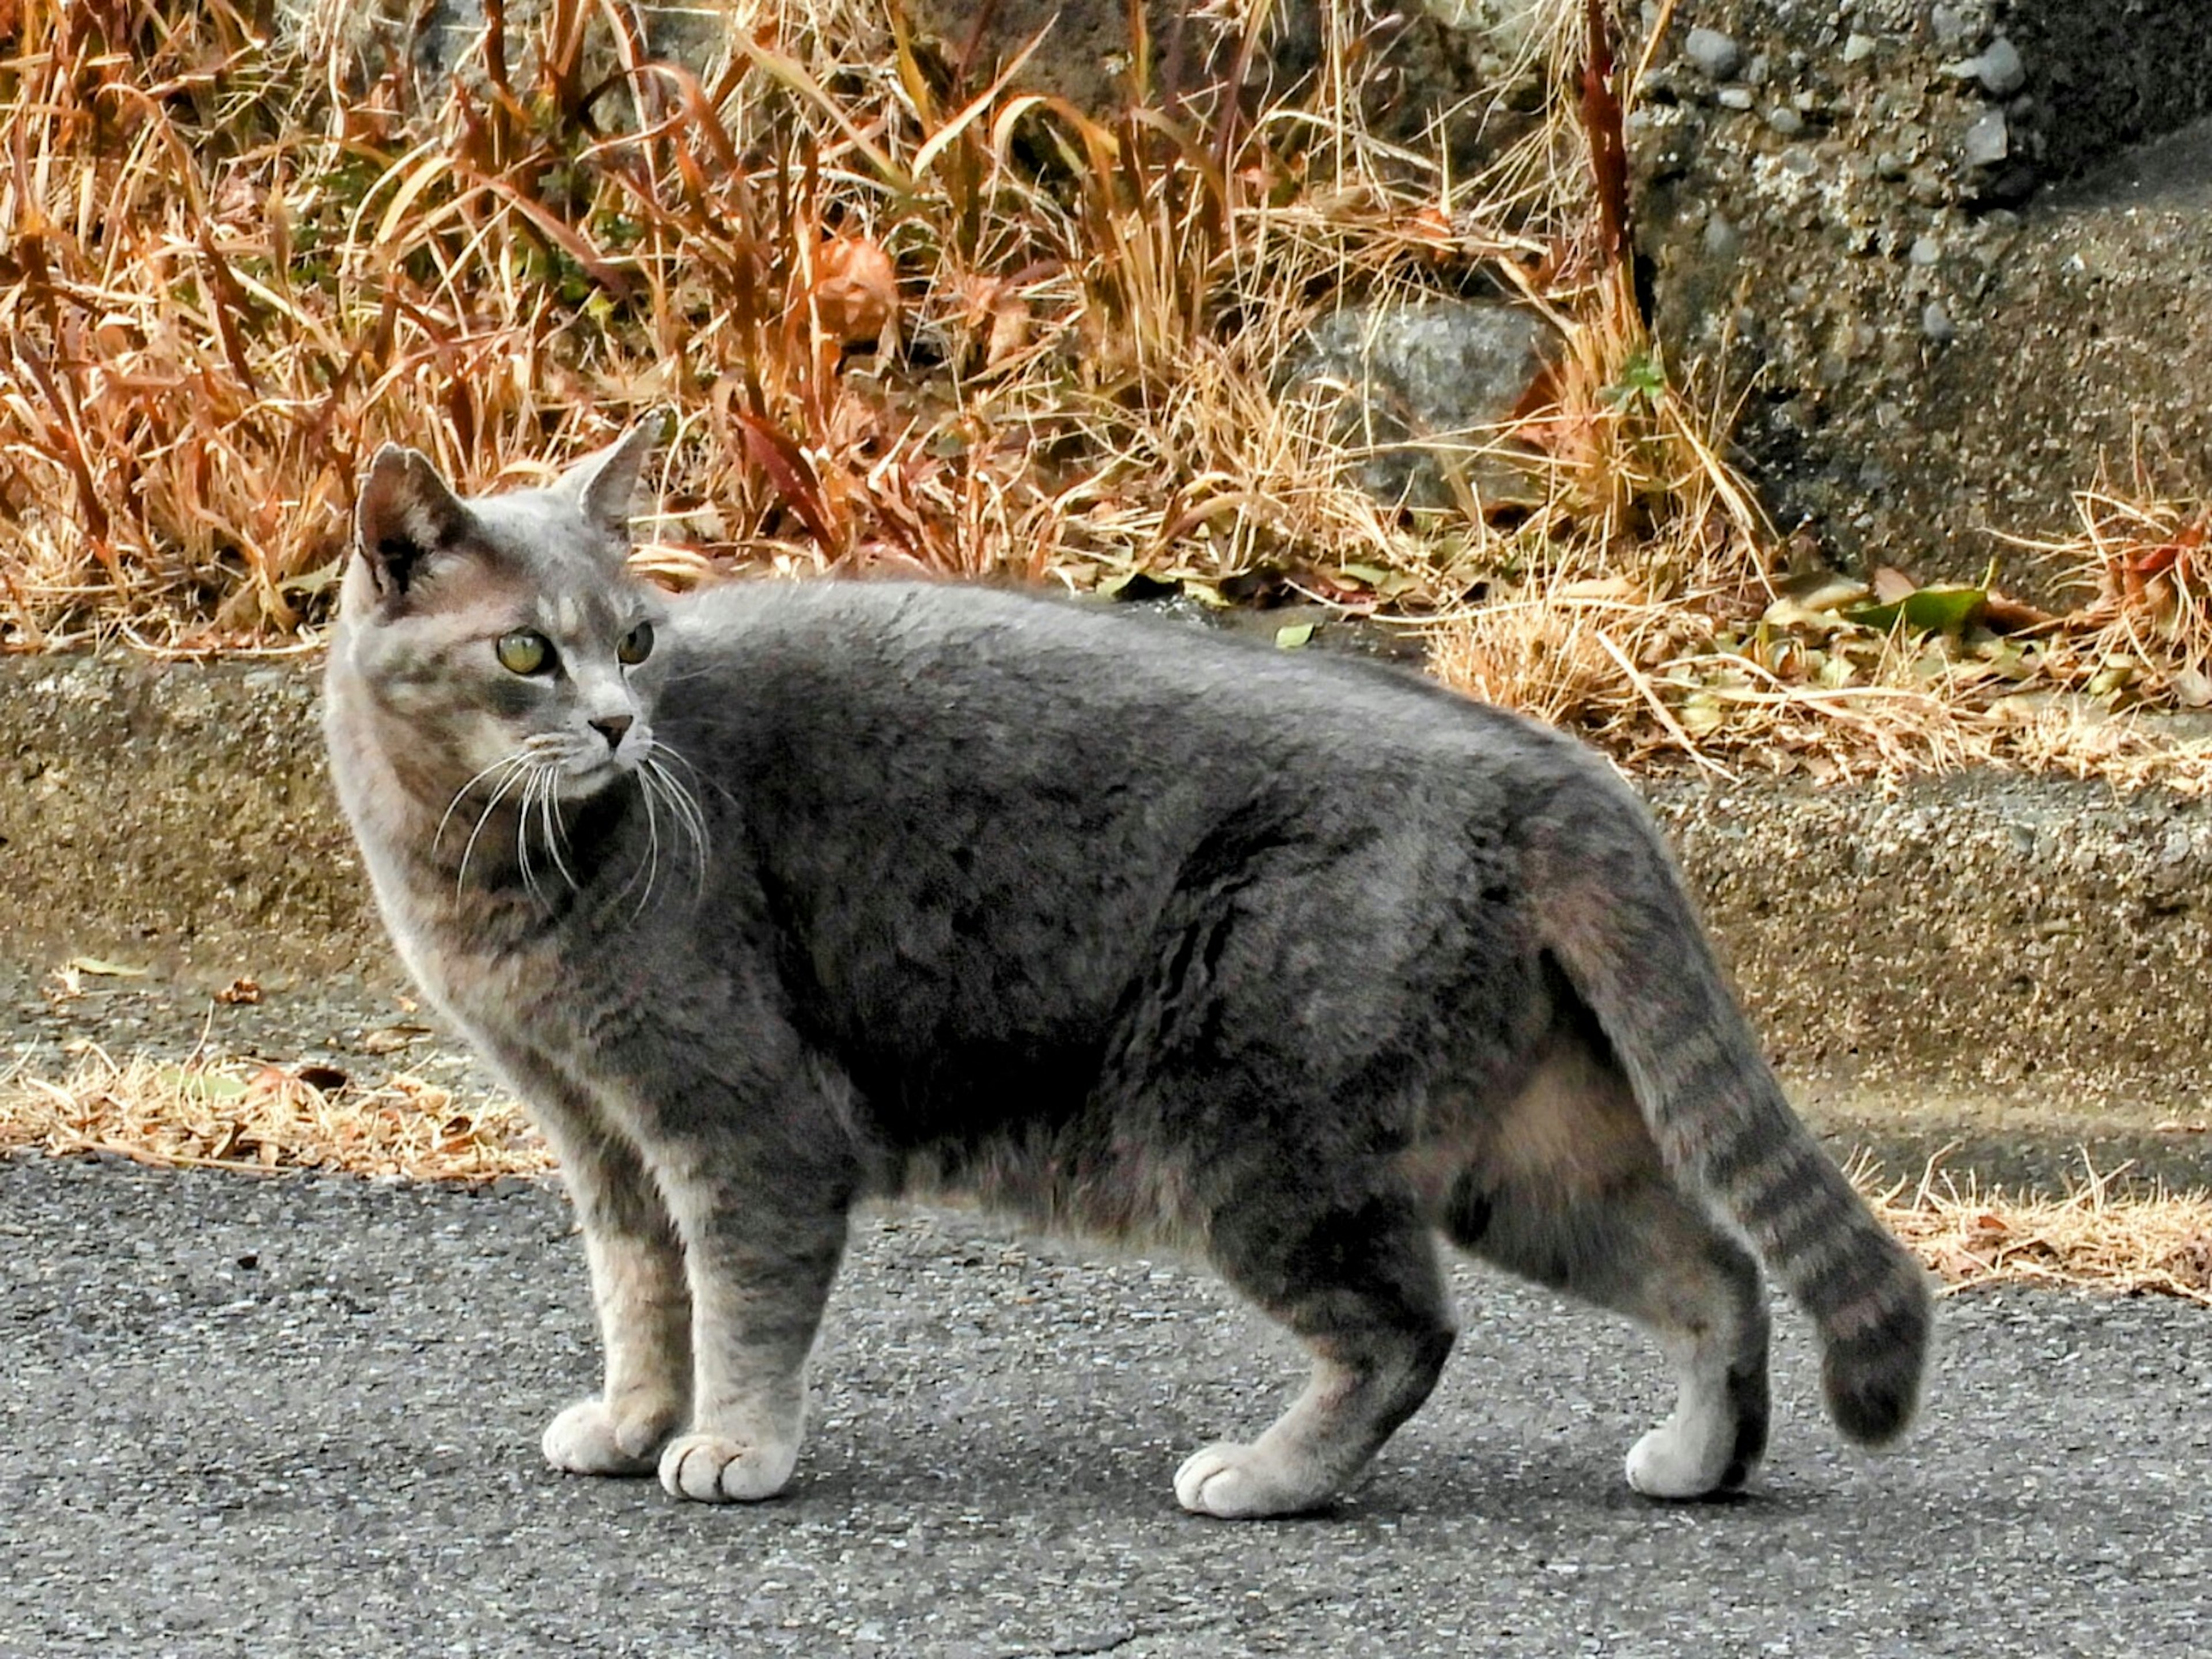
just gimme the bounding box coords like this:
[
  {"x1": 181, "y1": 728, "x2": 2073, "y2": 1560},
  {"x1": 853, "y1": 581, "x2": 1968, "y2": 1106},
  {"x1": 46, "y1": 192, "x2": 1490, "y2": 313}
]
[
  {"x1": 67, "y1": 956, "x2": 148, "y2": 978},
  {"x1": 1870, "y1": 566, "x2": 1916, "y2": 605},
  {"x1": 215, "y1": 977, "x2": 263, "y2": 1006},
  {"x1": 810, "y1": 234, "x2": 899, "y2": 348}
]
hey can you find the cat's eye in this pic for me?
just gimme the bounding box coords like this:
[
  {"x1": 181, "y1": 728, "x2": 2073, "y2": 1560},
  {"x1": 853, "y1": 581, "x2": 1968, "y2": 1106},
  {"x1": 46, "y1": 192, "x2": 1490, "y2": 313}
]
[
  {"x1": 496, "y1": 630, "x2": 554, "y2": 676},
  {"x1": 617, "y1": 620, "x2": 654, "y2": 665}
]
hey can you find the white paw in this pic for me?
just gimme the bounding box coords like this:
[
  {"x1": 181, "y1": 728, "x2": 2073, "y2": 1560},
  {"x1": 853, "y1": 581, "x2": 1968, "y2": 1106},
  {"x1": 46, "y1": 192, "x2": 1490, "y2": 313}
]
[
  {"x1": 657, "y1": 1430, "x2": 798, "y2": 1503},
  {"x1": 1624, "y1": 1419, "x2": 1732, "y2": 1500},
  {"x1": 542, "y1": 1396, "x2": 680, "y2": 1476},
  {"x1": 1173, "y1": 1441, "x2": 1334, "y2": 1519}
]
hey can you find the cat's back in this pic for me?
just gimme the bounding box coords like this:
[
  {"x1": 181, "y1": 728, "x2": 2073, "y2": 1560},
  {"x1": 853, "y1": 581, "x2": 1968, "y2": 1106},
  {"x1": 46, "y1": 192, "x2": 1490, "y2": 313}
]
[{"x1": 660, "y1": 578, "x2": 1576, "y2": 783}]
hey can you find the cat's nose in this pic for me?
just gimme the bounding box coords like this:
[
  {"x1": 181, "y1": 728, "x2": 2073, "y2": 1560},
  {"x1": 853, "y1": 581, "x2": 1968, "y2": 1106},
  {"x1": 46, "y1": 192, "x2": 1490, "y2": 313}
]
[{"x1": 589, "y1": 714, "x2": 633, "y2": 750}]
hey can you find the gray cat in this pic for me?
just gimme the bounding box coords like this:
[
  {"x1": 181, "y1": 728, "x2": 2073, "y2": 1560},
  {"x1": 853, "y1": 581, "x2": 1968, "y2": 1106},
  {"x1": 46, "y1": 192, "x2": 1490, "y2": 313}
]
[{"x1": 323, "y1": 416, "x2": 1930, "y2": 1518}]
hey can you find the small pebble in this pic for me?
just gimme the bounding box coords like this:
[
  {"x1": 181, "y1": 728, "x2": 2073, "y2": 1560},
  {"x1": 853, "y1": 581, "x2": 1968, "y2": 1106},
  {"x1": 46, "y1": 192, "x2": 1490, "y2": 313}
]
[
  {"x1": 1964, "y1": 109, "x2": 2009, "y2": 168},
  {"x1": 1684, "y1": 26, "x2": 1742, "y2": 81},
  {"x1": 1930, "y1": 5, "x2": 1969, "y2": 47},
  {"x1": 1702, "y1": 214, "x2": 1741, "y2": 260},
  {"x1": 1766, "y1": 105, "x2": 1806, "y2": 137},
  {"x1": 1921, "y1": 302, "x2": 1955, "y2": 343},
  {"x1": 1909, "y1": 236, "x2": 1942, "y2": 267},
  {"x1": 1717, "y1": 86, "x2": 1755, "y2": 110},
  {"x1": 1842, "y1": 33, "x2": 1877, "y2": 66},
  {"x1": 1975, "y1": 37, "x2": 2025, "y2": 97}
]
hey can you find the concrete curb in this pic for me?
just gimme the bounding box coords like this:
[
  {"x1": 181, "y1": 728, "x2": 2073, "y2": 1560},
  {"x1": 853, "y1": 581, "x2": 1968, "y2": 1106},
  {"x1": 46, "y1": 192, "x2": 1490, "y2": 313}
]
[{"x1": 6, "y1": 651, "x2": 2208, "y2": 1168}]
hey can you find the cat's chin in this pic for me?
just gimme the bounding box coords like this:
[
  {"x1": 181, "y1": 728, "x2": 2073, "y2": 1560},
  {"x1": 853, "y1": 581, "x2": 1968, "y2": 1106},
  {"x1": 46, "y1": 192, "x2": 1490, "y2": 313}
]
[{"x1": 555, "y1": 757, "x2": 635, "y2": 800}]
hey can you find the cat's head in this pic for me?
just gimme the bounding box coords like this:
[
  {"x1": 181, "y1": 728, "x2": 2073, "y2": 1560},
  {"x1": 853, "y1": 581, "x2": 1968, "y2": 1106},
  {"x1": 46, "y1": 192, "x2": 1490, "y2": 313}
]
[{"x1": 335, "y1": 414, "x2": 668, "y2": 804}]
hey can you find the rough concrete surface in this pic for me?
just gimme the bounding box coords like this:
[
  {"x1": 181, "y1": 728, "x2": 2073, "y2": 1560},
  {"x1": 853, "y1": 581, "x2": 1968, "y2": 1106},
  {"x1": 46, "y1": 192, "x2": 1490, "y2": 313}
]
[
  {"x1": 1635, "y1": 2, "x2": 2212, "y2": 601},
  {"x1": 3, "y1": 1158, "x2": 2208, "y2": 1657}
]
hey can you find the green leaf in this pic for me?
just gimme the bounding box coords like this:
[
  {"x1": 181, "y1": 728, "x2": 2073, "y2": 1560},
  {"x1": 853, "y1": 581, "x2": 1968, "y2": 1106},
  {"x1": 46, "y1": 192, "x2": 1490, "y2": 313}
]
[
  {"x1": 1841, "y1": 585, "x2": 1986, "y2": 635},
  {"x1": 156, "y1": 1066, "x2": 248, "y2": 1104},
  {"x1": 1274, "y1": 623, "x2": 1315, "y2": 649}
]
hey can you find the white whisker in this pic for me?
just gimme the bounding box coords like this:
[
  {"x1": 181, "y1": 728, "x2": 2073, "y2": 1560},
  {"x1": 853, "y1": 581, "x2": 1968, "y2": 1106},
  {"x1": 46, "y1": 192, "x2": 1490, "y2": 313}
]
[
  {"x1": 438, "y1": 752, "x2": 529, "y2": 855},
  {"x1": 457, "y1": 758, "x2": 533, "y2": 895},
  {"x1": 642, "y1": 755, "x2": 709, "y2": 903},
  {"x1": 514, "y1": 768, "x2": 545, "y2": 906},
  {"x1": 541, "y1": 774, "x2": 579, "y2": 892}
]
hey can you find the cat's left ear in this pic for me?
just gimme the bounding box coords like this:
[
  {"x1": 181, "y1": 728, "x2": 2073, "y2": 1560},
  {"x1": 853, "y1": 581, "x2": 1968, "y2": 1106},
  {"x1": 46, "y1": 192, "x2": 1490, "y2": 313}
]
[{"x1": 556, "y1": 408, "x2": 669, "y2": 540}]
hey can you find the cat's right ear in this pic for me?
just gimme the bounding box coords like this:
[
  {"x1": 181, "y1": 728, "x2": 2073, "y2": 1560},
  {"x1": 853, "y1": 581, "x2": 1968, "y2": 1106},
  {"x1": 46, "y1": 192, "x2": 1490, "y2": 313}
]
[{"x1": 355, "y1": 444, "x2": 475, "y2": 601}]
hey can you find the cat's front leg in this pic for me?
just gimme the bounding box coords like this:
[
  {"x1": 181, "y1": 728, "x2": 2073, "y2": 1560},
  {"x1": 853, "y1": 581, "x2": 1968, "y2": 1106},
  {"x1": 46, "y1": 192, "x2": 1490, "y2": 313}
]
[
  {"x1": 542, "y1": 1217, "x2": 693, "y2": 1475},
  {"x1": 502, "y1": 1065, "x2": 694, "y2": 1477},
  {"x1": 654, "y1": 1178, "x2": 849, "y2": 1504}
]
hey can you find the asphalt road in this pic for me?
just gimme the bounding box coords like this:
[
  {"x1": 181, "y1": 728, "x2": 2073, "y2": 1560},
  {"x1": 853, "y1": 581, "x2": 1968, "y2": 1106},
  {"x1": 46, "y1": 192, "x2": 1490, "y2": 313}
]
[{"x1": 3, "y1": 1157, "x2": 2208, "y2": 1658}]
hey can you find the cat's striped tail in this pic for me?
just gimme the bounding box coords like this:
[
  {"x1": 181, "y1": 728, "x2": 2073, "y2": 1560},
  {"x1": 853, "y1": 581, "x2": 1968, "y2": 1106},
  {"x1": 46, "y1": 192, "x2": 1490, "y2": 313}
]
[{"x1": 1533, "y1": 781, "x2": 1932, "y2": 1446}]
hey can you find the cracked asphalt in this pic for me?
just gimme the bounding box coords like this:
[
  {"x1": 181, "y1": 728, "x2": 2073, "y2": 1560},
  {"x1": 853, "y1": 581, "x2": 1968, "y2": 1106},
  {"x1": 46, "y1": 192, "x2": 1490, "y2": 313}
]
[{"x1": 3, "y1": 1154, "x2": 2209, "y2": 1658}]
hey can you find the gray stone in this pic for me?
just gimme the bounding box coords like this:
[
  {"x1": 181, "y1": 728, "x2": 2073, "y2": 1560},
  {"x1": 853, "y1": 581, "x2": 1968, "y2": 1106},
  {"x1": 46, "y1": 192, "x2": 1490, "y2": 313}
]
[
  {"x1": 1718, "y1": 86, "x2": 1756, "y2": 110},
  {"x1": 1288, "y1": 300, "x2": 1556, "y2": 511},
  {"x1": 1930, "y1": 6, "x2": 1971, "y2": 48},
  {"x1": 1969, "y1": 36, "x2": 2026, "y2": 98},
  {"x1": 277, "y1": 0, "x2": 728, "y2": 104},
  {"x1": 1908, "y1": 235, "x2": 1943, "y2": 266},
  {"x1": 1964, "y1": 108, "x2": 2010, "y2": 166},
  {"x1": 1842, "y1": 32, "x2": 1877, "y2": 66},
  {"x1": 1684, "y1": 26, "x2": 1743, "y2": 80},
  {"x1": 1920, "y1": 301, "x2": 1956, "y2": 343},
  {"x1": 1766, "y1": 104, "x2": 1806, "y2": 136}
]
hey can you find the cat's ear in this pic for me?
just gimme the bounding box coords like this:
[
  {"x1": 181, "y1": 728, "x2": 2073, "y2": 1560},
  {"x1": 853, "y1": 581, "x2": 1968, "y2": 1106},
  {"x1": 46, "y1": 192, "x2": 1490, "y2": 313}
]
[
  {"x1": 556, "y1": 409, "x2": 668, "y2": 540},
  {"x1": 355, "y1": 444, "x2": 475, "y2": 600}
]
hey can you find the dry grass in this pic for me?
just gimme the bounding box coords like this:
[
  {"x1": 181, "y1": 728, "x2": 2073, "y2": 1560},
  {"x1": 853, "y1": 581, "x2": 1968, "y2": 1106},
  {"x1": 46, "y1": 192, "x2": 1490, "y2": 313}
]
[
  {"x1": 0, "y1": 1045, "x2": 552, "y2": 1181},
  {"x1": 0, "y1": 0, "x2": 1623, "y2": 647},
  {"x1": 4, "y1": 1047, "x2": 2208, "y2": 1304},
  {"x1": 1859, "y1": 1153, "x2": 2212, "y2": 1309}
]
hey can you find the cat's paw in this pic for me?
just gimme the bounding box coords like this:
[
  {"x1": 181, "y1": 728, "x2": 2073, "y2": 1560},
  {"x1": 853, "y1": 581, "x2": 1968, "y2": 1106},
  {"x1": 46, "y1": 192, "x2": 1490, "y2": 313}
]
[
  {"x1": 658, "y1": 1430, "x2": 798, "y2": 1503},
  {"x1": 1173, "y1": 1441, "x2": 1337, "y2": 1519},
  {"x1": 1624, "y1": 1418, "x2": 1737, "y2": 1500},
  {"x1": 543, "y1": 1395, "x2": 683, "y2": 1476}
]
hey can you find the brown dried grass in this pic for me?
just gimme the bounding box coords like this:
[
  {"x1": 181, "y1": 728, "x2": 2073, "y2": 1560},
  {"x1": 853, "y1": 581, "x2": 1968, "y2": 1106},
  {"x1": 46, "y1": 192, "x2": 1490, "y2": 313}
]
[
  {"x1": 1859, "y1": 1153, "x2": 2212, "y2": 1309},
  {"x1": 0, "y1": 0, "x2": 1611, "y2": 648},
  {"x1": 0, "y1": 1046, "x2": 553, "y2": 1182},
  {"x1": 6, "y1": 0, "x2": 2207, "y2": 789}
]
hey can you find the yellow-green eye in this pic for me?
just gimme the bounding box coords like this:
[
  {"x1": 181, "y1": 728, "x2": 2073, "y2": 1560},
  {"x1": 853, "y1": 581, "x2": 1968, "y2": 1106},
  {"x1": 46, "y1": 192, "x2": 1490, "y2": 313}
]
[
  {"x1": 495, "y1": 630, "x2": 552, "y2": 675},
  {"x1": 617, "y1": 620, "x2": 654, "y2": 665}
]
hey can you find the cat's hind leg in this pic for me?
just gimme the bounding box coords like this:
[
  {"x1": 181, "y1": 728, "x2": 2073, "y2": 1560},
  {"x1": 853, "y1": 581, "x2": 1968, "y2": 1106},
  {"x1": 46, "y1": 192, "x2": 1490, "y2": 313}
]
[
  {"x1": 1176, "y1": 1192, "x2": 1457, "y2": 1520},
  {"x1": 1443, "y1": 1049, "x2": 1770, "y2": 1499}
]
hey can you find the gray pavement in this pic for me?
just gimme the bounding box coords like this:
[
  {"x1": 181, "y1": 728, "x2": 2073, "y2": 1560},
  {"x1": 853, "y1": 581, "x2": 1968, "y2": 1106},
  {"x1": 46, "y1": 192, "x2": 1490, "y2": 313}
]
[{"x1": 3, "y1": 1156, "x2": 2208, "y2": 1658}]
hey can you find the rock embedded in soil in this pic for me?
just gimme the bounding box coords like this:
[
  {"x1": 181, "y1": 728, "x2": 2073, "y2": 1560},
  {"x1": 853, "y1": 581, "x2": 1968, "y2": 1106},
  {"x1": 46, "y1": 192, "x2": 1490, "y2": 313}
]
[
  {"x1": 1684, "y1": 27, "x2": 1743, "y2": 81},
  {"x1": 1284, "y1": 298, "x2": 1556, "y2": 513}
]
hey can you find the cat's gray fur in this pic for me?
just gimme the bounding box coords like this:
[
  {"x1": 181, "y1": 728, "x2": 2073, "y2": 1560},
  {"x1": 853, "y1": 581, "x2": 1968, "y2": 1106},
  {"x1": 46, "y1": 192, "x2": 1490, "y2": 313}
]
[{"x1": 323, "y1": 417, "x2": 1931, "y2": 1517}]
